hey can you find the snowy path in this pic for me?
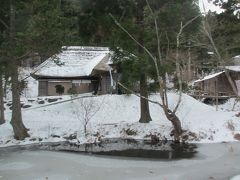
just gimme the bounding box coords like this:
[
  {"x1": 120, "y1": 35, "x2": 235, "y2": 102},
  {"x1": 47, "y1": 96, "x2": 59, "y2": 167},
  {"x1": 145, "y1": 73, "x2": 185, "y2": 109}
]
[{"x1": 0, "y1": 142, "x2": 239, "y2": 180}]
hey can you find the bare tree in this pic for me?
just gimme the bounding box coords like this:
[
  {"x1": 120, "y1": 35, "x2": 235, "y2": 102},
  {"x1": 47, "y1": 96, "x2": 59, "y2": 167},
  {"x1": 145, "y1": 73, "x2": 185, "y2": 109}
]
[
  {"x1": 74, "y1": 97, "x2": 102, "y2": 138},
  {"x1": 110, "y1": 1, "x2": 201, "y2": 141}
]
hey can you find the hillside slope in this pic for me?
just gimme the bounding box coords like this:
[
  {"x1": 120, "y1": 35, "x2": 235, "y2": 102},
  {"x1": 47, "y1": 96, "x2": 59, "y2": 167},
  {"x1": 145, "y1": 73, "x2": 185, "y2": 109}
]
[{"x1": 0, "y1": 92, "x2": 239, "y2": 146}]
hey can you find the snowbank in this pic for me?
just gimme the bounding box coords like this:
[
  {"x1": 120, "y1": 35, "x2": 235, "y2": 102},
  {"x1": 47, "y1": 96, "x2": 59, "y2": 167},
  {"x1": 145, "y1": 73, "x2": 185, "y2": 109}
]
[{"x1": 1, "y1": 92, "x2": 240, "y2": 147}]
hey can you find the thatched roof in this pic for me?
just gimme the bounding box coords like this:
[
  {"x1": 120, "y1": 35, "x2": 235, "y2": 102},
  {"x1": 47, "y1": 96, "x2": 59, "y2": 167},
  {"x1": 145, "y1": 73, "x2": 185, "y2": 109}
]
[{"x1": 31, "y1": 46, "x2": 112, "y2": 78}]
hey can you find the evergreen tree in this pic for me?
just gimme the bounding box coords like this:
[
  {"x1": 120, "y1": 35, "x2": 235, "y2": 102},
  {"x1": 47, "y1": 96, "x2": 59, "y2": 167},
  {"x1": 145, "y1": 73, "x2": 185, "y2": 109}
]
[
  {"x1": 210, "y1": 0, "x2": 240, "y2": 58},
  {"x1": 78, "y1": 0, "x2": 154, "y2": 123},
  {"x1": 77, "y1": 0, "x2": 200, "y2": 126},
  {"x1": 0, "y1": 0, "x2": 69, "y2": 139},
  {"x1": 0, "y1": 0, "x2": 9, "y2": 125}
]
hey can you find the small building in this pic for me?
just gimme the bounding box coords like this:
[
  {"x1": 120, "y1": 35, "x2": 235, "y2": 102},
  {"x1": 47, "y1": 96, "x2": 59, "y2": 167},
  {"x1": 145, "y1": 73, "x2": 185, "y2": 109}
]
[
  {"x1": 31, "y1": 46, "x2": 116, "y2": 96},
  {"x1": 232, "y1": 55, "x2": 240, "y2": 65},
  {"x1": 194, "y1": 66, "x2": 240, "y2": 97},
  {"x1": 21, "y1": 53, "x2": 42, "y2": 68}
]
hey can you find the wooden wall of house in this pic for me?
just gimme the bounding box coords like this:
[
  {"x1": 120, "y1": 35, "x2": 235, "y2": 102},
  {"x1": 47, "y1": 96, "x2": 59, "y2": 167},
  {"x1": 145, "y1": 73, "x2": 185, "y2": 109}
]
[
  {"x1": 38, "y1": 79, "x2": 95, "y2": 96},
  {"x1": 92, "y1": 70, "x2": 114, "y2": 95},
  {"x1": 39, "y1": 81, "x2": 48, "y2": 96},
  {"x1": 201, "y1": 74, "x2": 234, "y2": 96},
  {"x1": 229, "y1": 71, "x2": 240, "y2": 80},
  {"x1": 98, "y1": 73, "x2": 112, "y2": 94},
  {"x1": 73, "y1": 82, "x2": 94, "y2": 94},
  {"x1": 48, "y1": 81, "x2": 72, "y2": 96},
  {"x1": 217, "y1": 74, "x2": 234, "y2": 95},
  {"x1": 194, "y1": 74, "x2": 234, "y2": 96}
]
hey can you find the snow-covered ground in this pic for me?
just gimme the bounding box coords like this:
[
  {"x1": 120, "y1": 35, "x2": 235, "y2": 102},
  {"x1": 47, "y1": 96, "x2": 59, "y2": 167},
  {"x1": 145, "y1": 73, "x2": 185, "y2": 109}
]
[
  {"x1": 216, "y1": 98, "x2": 240, "y2": 112},
  {"x1": 0, "y1": 68, "x2": 240, "y2": 147}
]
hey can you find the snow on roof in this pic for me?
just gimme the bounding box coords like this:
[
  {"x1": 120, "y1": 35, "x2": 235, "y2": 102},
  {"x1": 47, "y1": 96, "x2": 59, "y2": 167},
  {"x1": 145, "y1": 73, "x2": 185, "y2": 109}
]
[
  {"x1": 194, "y1": 71, "x2": 224, "y2": 83},
  {"x1": 225, "y1": 66, "x2": 240, "y2": 72},
  {"x1": 32, "y1": 46, "x2": 111, "y2": 78},
  {"x1": 207, "y1": 51, "x2": 214, "y2": 55}
]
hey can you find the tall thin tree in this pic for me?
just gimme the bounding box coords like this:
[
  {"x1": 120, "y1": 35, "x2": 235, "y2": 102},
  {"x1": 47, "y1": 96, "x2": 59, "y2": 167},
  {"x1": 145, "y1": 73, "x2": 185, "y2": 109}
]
[
  {"x1": 9, "y1": 0, "x2": 29, "y2": 140},
  {"x1": 137, "y1": 0, "x2": 152, "y2": 123}
]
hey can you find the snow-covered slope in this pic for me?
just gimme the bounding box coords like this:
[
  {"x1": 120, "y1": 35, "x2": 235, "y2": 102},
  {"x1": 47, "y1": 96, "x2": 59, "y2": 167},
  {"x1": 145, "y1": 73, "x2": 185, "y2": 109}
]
[{"x1": 1, "y1": 92, "x2": 240, "y2": 147}]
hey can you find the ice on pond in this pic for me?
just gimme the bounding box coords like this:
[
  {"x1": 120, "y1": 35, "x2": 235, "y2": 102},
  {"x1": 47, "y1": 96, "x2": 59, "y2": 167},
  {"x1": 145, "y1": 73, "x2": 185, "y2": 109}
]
[
  {"x1": 0, "y1": 162, "x2": 32, "y2": 171},
  {"x1": 231, "y1": 175, "x2": 240, "y2": 180},
  {"x1": 0, "y1": 142, "x2": 239, "y2": 180}
]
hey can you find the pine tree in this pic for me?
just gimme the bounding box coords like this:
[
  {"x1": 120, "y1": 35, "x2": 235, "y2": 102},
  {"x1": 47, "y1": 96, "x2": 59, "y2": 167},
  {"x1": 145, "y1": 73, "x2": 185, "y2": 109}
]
[
  {"x1": 211, "y1": 0, "x2": 240, "y2": 58},
  {"x1": 8, "y1": 0, "x2": 30, "y2": 140},
  {"x1": 111, "y1": 0, "x2": 201, "y2": 138},
  {"x1": 0, "y1": 0, "x2": 69, "y2": 139},
  {"x1": 77, "y1": 0, "x2": 154, "y2": 123},
  {"x1": 77, "y1": 0, "x2": 201, "y2": 127},
  {"x1": 0, "y1": 0, "x2": 8, "y2": 125}
]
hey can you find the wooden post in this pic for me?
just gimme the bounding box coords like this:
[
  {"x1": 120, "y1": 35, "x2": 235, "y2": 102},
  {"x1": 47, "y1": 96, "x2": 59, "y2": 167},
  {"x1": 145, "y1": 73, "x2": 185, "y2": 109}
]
[{"x1": 199, "y1": 82, "x2": 202, "y2": 100}]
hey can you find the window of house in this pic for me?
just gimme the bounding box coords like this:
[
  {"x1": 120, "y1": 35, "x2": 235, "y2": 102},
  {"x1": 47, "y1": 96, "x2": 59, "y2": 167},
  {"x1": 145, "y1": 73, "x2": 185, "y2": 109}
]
[{"x1": 55, "y1": 84, "x2": 65, "y2": 95}]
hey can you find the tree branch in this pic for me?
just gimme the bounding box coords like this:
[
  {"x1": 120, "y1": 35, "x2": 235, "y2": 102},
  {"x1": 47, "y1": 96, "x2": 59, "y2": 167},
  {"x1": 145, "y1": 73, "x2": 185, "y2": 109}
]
[
  {"x1": 109, "y1": 13, "x2": 166, "y2": 107},
  {"x1": 109, "y1": 13, "x2": 157, "y2": 67},
  {"x1": 173, "y1": 15, "x2": 201, "y2": 113},
  {"x1": 0, "y1": 17, "x2": 9, "y2": 30},
  {"x1": 146, "y1": 0, "x2": 162, "y2": 64},
  {"x1": 118, "y1": 82, "x2": 163, "y2": 108}
]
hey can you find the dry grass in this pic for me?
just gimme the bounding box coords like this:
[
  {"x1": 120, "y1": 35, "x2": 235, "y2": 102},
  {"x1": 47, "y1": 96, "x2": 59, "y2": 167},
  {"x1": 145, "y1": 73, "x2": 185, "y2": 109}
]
[
  {"x1": 234, "y1": 133, "x2": 240, "y2": 141},
  {"x1": 122, "y1": 128, "x2": 137, "y2": 136},
  {"x1": 226, "y1": 120, "x2": 235, "y2": 131}
]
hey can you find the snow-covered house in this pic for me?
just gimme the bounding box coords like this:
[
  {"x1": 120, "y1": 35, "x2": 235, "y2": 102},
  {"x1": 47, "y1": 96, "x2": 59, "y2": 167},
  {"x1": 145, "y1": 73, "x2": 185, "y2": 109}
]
[
  {"x1": 232, "y1": 55, "x2": 240, "y2": 65},
  {"x1": 194, "y1": 66, "x2": 240, "y2": 97},
  {"x1": 20, "y1": 53, "x2": 42, "y2": 68},
  {"x1": 31, "y1": 46, "x2": 116, "y2": 96}
]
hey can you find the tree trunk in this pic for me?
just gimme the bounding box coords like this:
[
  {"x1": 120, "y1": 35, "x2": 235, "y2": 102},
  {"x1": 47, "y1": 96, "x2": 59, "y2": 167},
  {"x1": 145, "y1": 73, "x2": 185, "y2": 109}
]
[
  {"x1": 137, "y1": 0, "x2": 152, "y2": 123},
  {"x1": 0, "y1": 74, "x2": 5, "y2": 125},
  {"x1": 10, "y1": 61, "x2": 29, "y2": 140},
  {"x1": 139, "y1": 73, "x2": 152, "y2": 123},
  {"x1": 10, "y1": 0, "x2": 29, "y2": 140},
  {"x1": 84, "y1": 124, "x2": 87, "y2": 137},
  {"x1": 164, "y1": 109, "x2": 182, "y2": 141},
  {"x1": 3, "y1": 74, "x2": 9, "y2": 98}
]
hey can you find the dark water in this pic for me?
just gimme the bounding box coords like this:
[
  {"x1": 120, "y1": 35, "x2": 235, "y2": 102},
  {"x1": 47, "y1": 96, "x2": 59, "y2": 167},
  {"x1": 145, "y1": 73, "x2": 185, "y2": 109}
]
[
  {"x1": 0, "y1": 138, "x2": 197, "y2": 160},
  {"x1": 57, "y1": 138, "x2": 198, "y2": 160}
]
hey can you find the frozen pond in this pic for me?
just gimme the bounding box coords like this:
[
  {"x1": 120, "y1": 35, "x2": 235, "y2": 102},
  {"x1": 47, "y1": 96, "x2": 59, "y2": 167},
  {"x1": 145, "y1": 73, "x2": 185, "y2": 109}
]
[{"x1": 0, "y1": 142, "x2": 239, "y2": 180}]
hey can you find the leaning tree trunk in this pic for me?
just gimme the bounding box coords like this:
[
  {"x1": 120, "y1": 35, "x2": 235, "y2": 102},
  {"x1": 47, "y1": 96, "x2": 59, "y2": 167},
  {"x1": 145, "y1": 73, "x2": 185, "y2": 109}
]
[
  {"x1": 0, "y1": 74, "x2": 5, "y2": 125},
  {"x1": 10, "y1": 61, "x2": 29, "y2": 140},
  {"x1": 139, "y1": 73, "x2": 152, "y2": 123},
  {"x1": 9, "y1": 0, "x2": 29, "y2": 140},
  {"x1": 164, "y1": 109, "x2": 182, "y2": 141}
]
